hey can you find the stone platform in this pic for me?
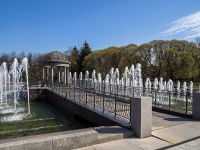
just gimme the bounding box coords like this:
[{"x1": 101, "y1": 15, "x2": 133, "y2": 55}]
[
  {"x1": 75, "y1": 111, "x2": 200, "y2": 150},
  {"x1": 0, "y1": 126, "x2": 134, "y2": 150}
]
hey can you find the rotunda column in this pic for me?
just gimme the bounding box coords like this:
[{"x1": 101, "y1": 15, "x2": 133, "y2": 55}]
[
  {"x1": 42, "y1": 67, "x2": 45, "y2": 80},
  {"x1": 51, "y1": 66, "x2": 54, "y2": 82},
  {"x1": 58, "y1": 66, "x2": 61, "y2": 82},
  {"x1": 46, "y1": 67, "x2": 49, "y2": 80},
  {"x1": 66, "y1": 67, "x2": 69, "y2": 85},
  {"x1": 64, "y1": 67, "x2": 66, "y2": 84}
]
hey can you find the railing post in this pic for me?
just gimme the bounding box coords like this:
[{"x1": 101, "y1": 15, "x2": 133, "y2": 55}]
[
  {"x1": 169, "y1": 91, "x2": 171, "y2": 110},
  {"x1": 155, "y1": 90, "x2": 157, "y2": 107},
  {"x1": 117, "y1": 84, "x2": 119, "y2": 96},
  {"x1": 185, "y1": 92, "x2": 188, "y2": 114},
  {"x1": 86, "y1": 80, "x2": 88, "y2": 105},
  {"x1": 192, "y1": 92, "x2": 200, "y2": 120},
  {"x1": 114, "y1": 94, "x2": 117, "y2": 118},
  {"x1": 93, "y1": 82, "x2": 96, "y2": 107},
  {"x1": 74, "y1": 85, "x2": 75, "y2": 100},
  {"x1": 103, "y1": 83, "x2": 105, "y2": 113},
  {"x1": 131, "y1": 96, "x2": 152, "y2": 138},
  {"x1": 93, "y1": 89, "x2": 95, "y2": 109},
  {"x1": 110, "y1": 84, "x2": 111, "y2": 95}
]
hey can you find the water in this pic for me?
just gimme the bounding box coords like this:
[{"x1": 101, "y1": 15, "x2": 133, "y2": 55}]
[
  {"x1": 0, "y1": 58, "x2": 30, "y2": 114},
  {"x1": 71, "y1": 63, "x2": 194, "y2": 104},
  {"x1": 0, "y1": 100, "x2": 95, "y2": 140}
]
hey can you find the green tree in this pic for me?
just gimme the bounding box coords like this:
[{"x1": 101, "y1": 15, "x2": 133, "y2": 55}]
[
  {"x1": 118, "y1": 44, "x2": 138, "y2": 71},
  {"x1": 133, "y1": 43, "x2": 152, "y2": 81},
  {"x1": 70, "y1": 46, "x2": 79, "y2": 73},
  {"x1": 174, "y1": 52, "x2": 195, "y2": 79},
  {"x1": 79, "y1": 41, "x2": 92, "y2": 72},
  {"x1": 168, "y1": 40, "x2": 199, "y2": 81},
  {"x1": 149, "y1": 40, "x2": 167, "y2": 78}
]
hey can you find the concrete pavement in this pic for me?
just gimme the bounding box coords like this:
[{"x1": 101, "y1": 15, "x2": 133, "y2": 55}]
[{"x1": 74, "y1": 111, "x2": 200, "y2": 150}]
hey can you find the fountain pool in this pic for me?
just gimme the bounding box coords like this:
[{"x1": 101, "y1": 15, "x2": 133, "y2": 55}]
[
  {"x1": 0, "y1": 58, "x2": 95, "y2": 140},
  {"x1": 0, "y1": 100, "x2": 95, "y2": 140}
]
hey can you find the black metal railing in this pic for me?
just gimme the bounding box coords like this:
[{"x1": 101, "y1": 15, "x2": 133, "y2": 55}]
[
  {"x1": 70, "y1": 79, "x2": 192, "y2": 115},
  {"x1": 69, "y1": 83, "x2": 131, "y2": 122},
  {"x1": 35, "y1": 79, "x2": 192, "y2": 122},
  {"x1": 44, "y1": 80, "x2": 131, "y2": 123}
]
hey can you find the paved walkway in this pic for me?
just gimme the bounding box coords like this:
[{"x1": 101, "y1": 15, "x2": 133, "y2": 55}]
[{"x1": 74, "y1": 111, "x2": 200, "y2": 150}]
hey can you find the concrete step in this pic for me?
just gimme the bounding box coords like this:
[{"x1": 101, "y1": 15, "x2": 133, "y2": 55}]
[{"x1": 94, "y1": 126, "x2": 134, "y2": 144}]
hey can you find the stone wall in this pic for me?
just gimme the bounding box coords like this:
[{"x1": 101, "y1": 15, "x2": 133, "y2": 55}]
[{"x1": 44, "y1": 89, "x2": 119, "y2": 126}]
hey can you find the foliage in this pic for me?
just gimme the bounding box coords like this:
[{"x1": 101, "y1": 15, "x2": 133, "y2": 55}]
[
  {"x1": 69, "y1": 46, "x2": 79, "y2": 73},
  {"x1": 79, "y1": 41, "x2": 92, "y2": 72},
  {"x1": 1, "y1": 39, "x2": 200, "y2": 82},
  {"x1": 82, "y1": 40, "x2": 200, "y2": 82}
]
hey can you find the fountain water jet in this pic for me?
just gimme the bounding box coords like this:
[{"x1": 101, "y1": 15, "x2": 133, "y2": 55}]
[
  {"x1": 0, "y1": 58, "x2": 30, "y2": 122},
  {"x1": 70, "y1": 63, "x2": 193, "y2": 104}
]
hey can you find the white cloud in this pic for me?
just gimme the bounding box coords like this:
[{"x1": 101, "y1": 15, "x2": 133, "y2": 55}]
[{"x1": 160, "y1": 11, "x2": 200, "y2": 39}]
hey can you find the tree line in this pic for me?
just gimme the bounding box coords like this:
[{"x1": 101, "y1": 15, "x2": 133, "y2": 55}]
[
  {"x1": 1, "y1": 39, "x2": 200, "y2": 82},
  {"x1": 0, "y1": 51, "x2": 46, "y2": 81},
  {"x1": 0, "y1": 41, "x2": 92, "y2": 81},
  {"x1": 70, "y1": 39, "x2": 200, "y2": 82}
]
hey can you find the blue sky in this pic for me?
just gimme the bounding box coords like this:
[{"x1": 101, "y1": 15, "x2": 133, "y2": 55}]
[{"x1": 0, "y1": 0, "x2": 200, "y2": 54}]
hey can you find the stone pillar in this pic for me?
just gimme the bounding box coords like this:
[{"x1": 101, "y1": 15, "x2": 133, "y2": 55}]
[
  {"x1": 66, "y1": 67, "x2": 69, "y2": 85},
  {"x1": 64, "y1": 67, "x2": 66, "y2": 84},
  {"x1": 58, "y1": 67, "x2": 61, "y2": 82},
  {"x1": 131, "y1": 96, "x2": 152, "y2": 138},
  {"x1": 42, "y1": 67, "x2": 45, "y2": 80},
  {"x1": 45, "y1": 67, "x2": 48, "y2": 80},
  {"x1": 45, "y1": 67, "x2": 49, "y2": 80},
  {"x1": 192, "y1": 92, "x2": 200, "y2": 120},
  {"x1": 51, "y1": 67, "x2": 54, "y2": 82}
]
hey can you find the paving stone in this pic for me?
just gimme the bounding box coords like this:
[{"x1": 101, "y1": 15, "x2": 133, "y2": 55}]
[
  {"x1": 91, "y1": 139, "x2": 142, "y2": 150},
  {"x1": 166, "y1": 138, "x2": 200, "y2": 150},
  {"x1": 153, "y1": 121, "x2": 200, "y2": 144},
  {"x1": 124, "y1": 137, "x2": 171, "y2": 150}
]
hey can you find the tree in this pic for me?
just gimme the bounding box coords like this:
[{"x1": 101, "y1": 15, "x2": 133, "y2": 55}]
[
  {"x1": 134, "y1": 43, "x2": 152, "y2": 81},
  {"x1": 70, "y1": 46, "x2": 79, "y2": 73},
  {"x1": 168, "y1": 40, "x2": 199, "y2": 81},
  {"x1": 174, "y1": 52, "x2": 195, "y2": 79},
  {"x1": 18, "y1": 51, "x2": 26, "y2": 60},
  {"x1": 79, "y1": 41, "x2": 92, "y2": 72},
  {"x1": 0, "y1": 53, "x2": 9, "y2": 63},
  {"x1": 149, "y1": 40, "x2": 167, "y2": 78}
]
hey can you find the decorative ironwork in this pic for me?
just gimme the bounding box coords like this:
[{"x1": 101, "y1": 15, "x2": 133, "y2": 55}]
[{"x1": 43, "y1": 79, "x2": 193, "y2": 128}]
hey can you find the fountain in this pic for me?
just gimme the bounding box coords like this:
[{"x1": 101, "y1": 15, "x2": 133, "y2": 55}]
[
  {"x1": 0, "y1": 58, "x2": 95, "y2": 140},
  {"x1": 0, "y1": 58, "x2": 30, "y2": 122},
  {"x1": 70, "y1": 63, "x2": 194, "y2": 107}
]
